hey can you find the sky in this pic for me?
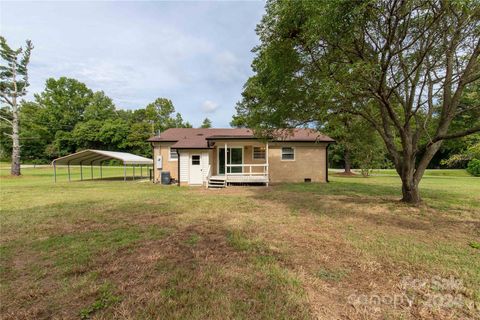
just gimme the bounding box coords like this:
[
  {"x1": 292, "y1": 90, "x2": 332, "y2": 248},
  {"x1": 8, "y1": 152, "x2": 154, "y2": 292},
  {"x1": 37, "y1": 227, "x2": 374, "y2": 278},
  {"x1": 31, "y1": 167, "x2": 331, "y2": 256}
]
[{"x1": 0, "y1": 1, "x2": 266, "y2": 127}]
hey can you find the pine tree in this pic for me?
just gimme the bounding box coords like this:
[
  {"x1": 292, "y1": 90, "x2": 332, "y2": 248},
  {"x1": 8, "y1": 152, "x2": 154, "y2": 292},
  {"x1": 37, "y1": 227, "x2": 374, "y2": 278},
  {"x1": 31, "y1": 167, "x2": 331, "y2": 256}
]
[
  {"x1": 201, "y1": 117, "x2": 212, "y2": 128},
  {"x1": 0, "y1": 37, "x2": 33, "y2": 176}
]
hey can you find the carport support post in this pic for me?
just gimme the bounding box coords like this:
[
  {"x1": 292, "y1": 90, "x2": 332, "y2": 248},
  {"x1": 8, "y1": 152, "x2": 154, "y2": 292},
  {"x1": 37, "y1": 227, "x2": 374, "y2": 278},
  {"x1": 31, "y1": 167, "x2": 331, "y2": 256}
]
[
  {"x1": 68, "y1": 163, "x2": 71, "y2": 182},
  {"x1": 53, "y1": 162, "x2": 57, "y2": 183},
  {"x1": 123, "y1": 163, "x2": 126, "y2": 181},
  {"x1": 133, "y1": 165, "x2": 135, "y2": 181},
  {"x1": 80, "y1": 163, "x2": 83, "y2": 181},
  {"x1": 140, "y1": 165, "x2": 143, "y2": 178},
  {"x1": 90, "y1": 163, "x2": 93, "y2": 180},
  {"x1": 100, "y1": 162, "x2": 103, "y2": 179}
]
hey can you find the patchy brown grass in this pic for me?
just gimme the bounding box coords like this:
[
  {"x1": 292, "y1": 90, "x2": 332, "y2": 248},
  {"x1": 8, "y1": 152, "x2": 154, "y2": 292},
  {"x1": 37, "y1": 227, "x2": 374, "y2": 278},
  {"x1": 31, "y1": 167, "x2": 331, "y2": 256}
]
[{"x1": 1, "y1": 168, "x2": 479, "y2": 319}]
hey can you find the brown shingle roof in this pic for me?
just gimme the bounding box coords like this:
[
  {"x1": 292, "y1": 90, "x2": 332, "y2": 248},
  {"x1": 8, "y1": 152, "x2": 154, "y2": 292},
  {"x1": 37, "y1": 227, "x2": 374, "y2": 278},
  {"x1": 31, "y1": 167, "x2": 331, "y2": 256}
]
[{"x1": 147, "y1": 128, "x2": 334, "y2": 148}]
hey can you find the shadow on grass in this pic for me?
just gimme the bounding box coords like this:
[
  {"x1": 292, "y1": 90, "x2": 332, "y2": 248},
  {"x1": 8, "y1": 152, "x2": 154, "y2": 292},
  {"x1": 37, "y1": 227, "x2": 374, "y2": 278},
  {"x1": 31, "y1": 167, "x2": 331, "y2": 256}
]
[
  {"x1": 253, "y1": 180, "x2": 479, "y2": 233},
  {"x1": 276, "y1": 179, "x2": 401, "y2": 197},
  {"x1": 274, "y1": 178, "x2": 478, "y2": 211}
]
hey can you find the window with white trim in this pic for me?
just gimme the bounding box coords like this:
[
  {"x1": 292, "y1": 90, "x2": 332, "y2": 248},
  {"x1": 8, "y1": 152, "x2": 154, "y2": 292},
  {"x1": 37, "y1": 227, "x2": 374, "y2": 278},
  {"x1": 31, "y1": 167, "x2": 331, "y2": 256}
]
[
  {"x1": 169, "y1": 148, "x2": 178, "y2": 160},
  {"x1": 281, "y1": 147, "x2": 295, "y2": 160},
  {"x1": 253, "y1": 146, "x2": 266, "y2": 160}
]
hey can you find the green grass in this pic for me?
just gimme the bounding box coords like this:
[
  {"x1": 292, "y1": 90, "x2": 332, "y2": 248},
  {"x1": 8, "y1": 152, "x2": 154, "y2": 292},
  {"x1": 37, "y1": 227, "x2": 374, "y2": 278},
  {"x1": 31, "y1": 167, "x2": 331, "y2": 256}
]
[
  {"x1": 290, "y1": 173, "x2": 479, "y2": 212},
  {"x1": 365, "y1": 168, "x2": 471, "y2": 177},
  {"x1": 1, "y1": 165, "x2": 479, "y2": 319},
  {"x1": 315, "y1": 267, "x2": 349, "y2": 282},
  {"x1": 79, "y1": 282, "x2": 121, "y2": 319},
  {"x1": 30, "y1": 226, "x2": 168, "y2": 274}
]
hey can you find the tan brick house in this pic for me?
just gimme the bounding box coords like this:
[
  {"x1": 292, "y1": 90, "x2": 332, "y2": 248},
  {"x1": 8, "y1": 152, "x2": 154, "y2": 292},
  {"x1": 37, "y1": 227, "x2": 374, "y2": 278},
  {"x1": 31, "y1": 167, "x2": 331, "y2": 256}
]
[{"x1": 148, "y1": 128, "x2": 334, "y2": 188}]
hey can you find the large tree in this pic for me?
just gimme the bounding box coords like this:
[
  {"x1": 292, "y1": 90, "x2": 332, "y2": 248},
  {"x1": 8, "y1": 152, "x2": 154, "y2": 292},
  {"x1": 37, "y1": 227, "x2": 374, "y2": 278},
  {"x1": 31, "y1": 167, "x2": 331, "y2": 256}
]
[
  {"x1": 235, "y1": 0, "x2": 480, "y2": 204},
  {"x1": 32, "y1": 77, "x2": 94, "y2": 157},
  {"x1": 0, "y1": 37, "x2": 33, "y2": 176},
  {"x1": 324, "y1": 114, "x2": 388, "y2": 175},
  {"x1": 145, "y1": 98, "x2": 191, "y2": 134}
]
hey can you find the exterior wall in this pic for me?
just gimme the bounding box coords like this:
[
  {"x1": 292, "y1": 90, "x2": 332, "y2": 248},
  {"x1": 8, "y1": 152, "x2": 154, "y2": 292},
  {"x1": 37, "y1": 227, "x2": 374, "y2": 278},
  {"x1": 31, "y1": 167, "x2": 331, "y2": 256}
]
[
  {"x1": 152, "y1": 142, "x2": 179, "y2": 183},
  {"x1": 268, "y1": 142, "x2": 327, "y2": 183},
  {"x1": 179, "y1": 151, "x2": 189, "y2": 183}
]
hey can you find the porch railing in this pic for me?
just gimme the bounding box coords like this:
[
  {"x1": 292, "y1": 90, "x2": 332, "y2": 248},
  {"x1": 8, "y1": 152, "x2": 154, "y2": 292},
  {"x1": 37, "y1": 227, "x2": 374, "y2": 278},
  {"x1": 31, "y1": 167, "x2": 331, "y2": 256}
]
[{"x1": 225, "y1": 164, "x2": 269, "y2": 176}]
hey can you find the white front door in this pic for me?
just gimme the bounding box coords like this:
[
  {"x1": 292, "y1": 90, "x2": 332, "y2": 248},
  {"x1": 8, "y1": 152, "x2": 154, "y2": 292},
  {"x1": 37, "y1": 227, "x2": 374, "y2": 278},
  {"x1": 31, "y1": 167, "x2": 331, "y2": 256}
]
[{"x1": 189, "y1": 154, "x2": 203, "y2": 184}]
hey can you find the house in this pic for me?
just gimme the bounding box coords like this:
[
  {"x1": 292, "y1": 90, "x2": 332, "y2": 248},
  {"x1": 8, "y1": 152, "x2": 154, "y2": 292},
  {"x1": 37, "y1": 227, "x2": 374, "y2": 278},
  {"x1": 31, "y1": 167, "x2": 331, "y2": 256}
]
[{"x1": 147, "y1": 128, "x2": 335, "y2": 188}]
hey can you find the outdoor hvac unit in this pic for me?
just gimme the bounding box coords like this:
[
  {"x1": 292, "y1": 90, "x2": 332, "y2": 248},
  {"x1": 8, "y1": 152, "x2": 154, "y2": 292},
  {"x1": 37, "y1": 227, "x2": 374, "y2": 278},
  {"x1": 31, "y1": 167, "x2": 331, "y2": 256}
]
[
  {"x1": 157, "y1": 155, "x2": 163, "y2": 170},
  {"x1": 161, "y1": 171, "x2": 171, "y2": 185}
]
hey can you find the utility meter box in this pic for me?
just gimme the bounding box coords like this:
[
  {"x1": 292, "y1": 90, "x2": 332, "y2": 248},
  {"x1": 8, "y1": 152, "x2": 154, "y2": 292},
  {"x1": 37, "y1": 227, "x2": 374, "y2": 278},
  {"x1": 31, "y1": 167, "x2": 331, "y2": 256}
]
[{"x1": 156, "y1": 155, "x2": 163, "y2": 170}]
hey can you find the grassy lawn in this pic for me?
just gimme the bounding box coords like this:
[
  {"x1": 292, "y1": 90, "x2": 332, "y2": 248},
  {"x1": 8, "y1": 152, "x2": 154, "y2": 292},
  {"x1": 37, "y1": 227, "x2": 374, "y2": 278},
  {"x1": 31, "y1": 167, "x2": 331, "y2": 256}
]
[{"x1": 1, "y1": 165, "x2": 479, "y2": 319}]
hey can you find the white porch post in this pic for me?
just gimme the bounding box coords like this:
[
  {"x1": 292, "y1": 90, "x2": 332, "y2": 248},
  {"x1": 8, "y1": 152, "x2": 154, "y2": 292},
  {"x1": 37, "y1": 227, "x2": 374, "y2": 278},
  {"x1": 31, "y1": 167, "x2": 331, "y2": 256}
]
[
  {"x1": 224, "y1": 142, "x2": 227, "y2": 184},
  {"x1": 266, "y1": 141, "x2": 269, "y2": 187}
]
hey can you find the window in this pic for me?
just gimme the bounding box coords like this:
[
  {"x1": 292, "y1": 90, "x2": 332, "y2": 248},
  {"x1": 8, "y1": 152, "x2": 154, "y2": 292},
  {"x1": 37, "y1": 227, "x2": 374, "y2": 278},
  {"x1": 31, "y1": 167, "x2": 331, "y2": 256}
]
[
  {"x1": 281, "y1": 147, "x2": 295, "y2": 160},
  {"x1": 253, "y1": 146, "x2": 266, "y2": 160},
  {"x1": 191, "y1": 155, "x2": 200, "y2": 165},
  {"x1": 169, "y1": 148, "x2": 178, "y2": 160}
]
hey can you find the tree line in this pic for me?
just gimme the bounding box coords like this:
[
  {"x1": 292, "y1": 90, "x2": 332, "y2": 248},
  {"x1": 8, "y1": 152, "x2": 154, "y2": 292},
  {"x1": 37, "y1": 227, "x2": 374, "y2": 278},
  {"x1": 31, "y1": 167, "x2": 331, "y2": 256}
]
[{"x1": 0, "y1": 76, "x2": 198, "y2": 163}]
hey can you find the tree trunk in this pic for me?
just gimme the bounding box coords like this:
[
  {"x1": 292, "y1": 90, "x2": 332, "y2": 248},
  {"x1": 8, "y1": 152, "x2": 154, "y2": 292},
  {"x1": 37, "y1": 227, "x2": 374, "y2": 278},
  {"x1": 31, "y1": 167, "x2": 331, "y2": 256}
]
[
  {"x1": 400, "y1": 171, "x2": 421, "y2": 205},
  {"x1": 10, "y1": 105, "x2": 20, "y2": 176},
  {"x1": 344, "y1": 147, "x2": 352, "y2": 174}
]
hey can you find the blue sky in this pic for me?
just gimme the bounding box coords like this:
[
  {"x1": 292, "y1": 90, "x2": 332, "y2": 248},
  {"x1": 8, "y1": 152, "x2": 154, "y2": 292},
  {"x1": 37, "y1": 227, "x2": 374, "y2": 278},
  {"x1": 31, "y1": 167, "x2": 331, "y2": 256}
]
[{"x1": 0, "y1": 1, "x2": 265, "y2": 127}]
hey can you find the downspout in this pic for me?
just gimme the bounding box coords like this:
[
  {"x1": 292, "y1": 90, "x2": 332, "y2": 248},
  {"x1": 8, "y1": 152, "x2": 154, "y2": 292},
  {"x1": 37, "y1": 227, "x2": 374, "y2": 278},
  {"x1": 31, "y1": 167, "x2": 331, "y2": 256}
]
[
  {"x1": 326, "y1": 143, "x2": 331, "y2": 183},
  {"x1": 150, "y1": 142, "x2": 155, "y2": 183},
  {"x1": 177, "y1": 149, "x2": 180, "y2": 186}
]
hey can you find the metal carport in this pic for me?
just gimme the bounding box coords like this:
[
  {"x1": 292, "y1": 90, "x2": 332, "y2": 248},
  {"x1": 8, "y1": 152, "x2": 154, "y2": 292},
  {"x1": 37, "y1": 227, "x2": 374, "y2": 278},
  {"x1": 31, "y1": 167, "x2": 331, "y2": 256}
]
[{"x1": 52, "y1": 149, "x2": 153, "y2": 182}]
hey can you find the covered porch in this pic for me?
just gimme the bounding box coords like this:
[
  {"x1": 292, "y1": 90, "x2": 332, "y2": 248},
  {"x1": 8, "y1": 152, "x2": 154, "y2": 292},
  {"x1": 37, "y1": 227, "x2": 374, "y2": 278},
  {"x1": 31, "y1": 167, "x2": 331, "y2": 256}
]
[{"x1": 206, "y1": 139, "x2": 269, "y2": 187}]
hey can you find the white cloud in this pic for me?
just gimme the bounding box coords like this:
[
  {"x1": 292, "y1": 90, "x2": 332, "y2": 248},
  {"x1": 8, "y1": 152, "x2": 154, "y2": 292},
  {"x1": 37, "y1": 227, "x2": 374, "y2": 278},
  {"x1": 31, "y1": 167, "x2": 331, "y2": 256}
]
[{"x1": 201, "y1": 100, "x2": 219, "y2": 113}]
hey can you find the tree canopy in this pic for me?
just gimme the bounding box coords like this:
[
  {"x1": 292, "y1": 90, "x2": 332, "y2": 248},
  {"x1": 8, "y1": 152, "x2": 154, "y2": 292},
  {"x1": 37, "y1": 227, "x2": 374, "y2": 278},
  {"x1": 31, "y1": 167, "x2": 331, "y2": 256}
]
[{"x1": 234, "y1": 0, "x2": 480, "y2": 204}]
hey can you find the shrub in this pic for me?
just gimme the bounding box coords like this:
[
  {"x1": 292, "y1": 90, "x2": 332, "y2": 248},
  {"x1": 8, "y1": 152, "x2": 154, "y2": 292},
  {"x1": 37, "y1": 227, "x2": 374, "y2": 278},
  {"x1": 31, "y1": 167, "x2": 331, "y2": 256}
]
[{"x1": 466, "y1": 159, "x2": 480, "y2": 177}]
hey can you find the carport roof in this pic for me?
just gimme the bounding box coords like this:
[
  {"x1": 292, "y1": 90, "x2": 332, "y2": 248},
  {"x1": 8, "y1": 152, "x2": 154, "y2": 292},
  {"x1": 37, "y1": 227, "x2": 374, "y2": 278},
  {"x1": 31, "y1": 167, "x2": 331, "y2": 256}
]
[{"x1": 52, "y1": 150, "x2": 153, "y2": 165}]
